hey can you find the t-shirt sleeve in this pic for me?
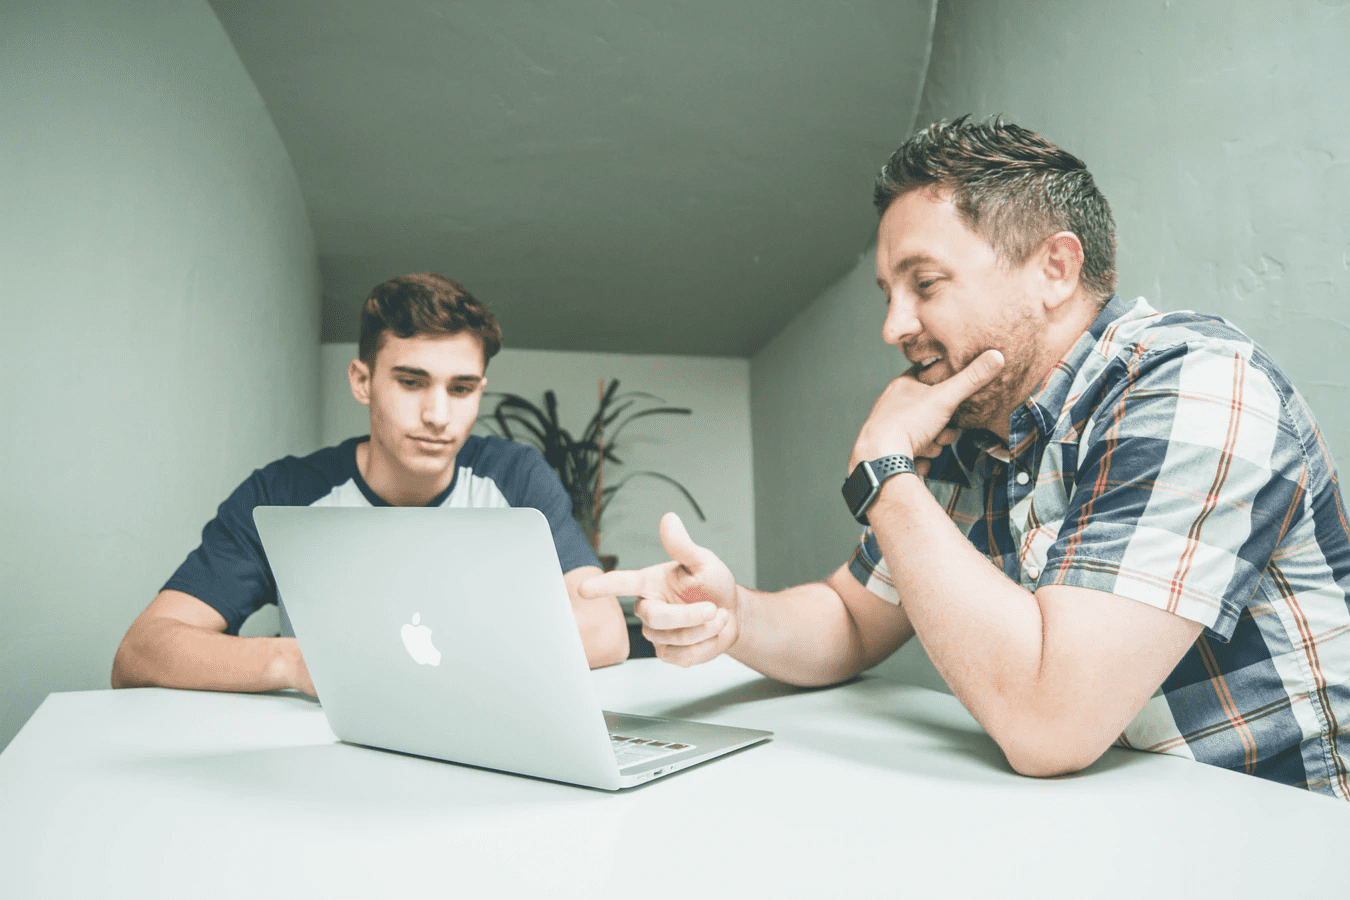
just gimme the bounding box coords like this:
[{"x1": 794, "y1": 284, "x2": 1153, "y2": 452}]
[
  {"x1": 507, "y1": 445, "x2": 602, "y2": 573},
  {"x1": 162, "y1": 468, "x2": 279, "y2": 635},
  {"x1": 1042, "y1": 342, "x2": 1300, "y2": 640}
]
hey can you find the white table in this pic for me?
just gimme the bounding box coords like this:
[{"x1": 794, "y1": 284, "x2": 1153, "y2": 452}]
[{"x1": 2, "y1": 657, "x2": 1345, "y2": 898}]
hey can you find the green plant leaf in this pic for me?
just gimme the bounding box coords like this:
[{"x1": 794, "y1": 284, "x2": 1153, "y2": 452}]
[
  {"x1": 606, "y1": 406, "x2": 692, "y2": 446},
  {"x1": 478, "y1": 380, "x2": 704, "y2": 550},
  {"x1": 599, "y1": 470, "x2": 706, "y2": 522}
]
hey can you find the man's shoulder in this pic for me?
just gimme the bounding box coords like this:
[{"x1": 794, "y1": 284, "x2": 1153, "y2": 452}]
[
  {"x1": 242, "y1": 437, "x2": 364, "y2": 506},
  {"x1": 1097, "y1": 300, "x2": 1259, "y2": 364},
  {"x1": 454, "y1": 434, "x2": 562, "y2": 505},
  {"x1": 1076, "y1": 299, "x2": 1297, "y2": 403},
  {"x1": 1068, "y1": 301, "x2": 1321, "y2": 472},
  {"x1": 458, "y1": 433, "x2": 548, "y2": 471}
]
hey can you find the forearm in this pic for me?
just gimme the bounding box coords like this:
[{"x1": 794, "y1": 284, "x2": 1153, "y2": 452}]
[
  {"x1": 565, "y1": 567, "x2": 630, "y2": 669},
  {"x1": 576, "y1": 600, "x2": 630, "y2": 669},
  {"x1": 869, "y1": 474, "x2": 1204, "y2": 775},
  {"x1": 729, "y1": 580, "x2": 884, "y2": 687},
  {"x1": 866, "y1": 475, "x2": 1052, "y2": 758},
  {"x1": 111, "y1": 618, "x2": 307, "y2": 694}
]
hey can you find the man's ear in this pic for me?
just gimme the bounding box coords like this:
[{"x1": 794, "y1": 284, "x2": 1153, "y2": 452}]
[
  {"x1": 1038, "y1": 231, "x2": 1085, "y2": 310},
  {"x1": 348, "y1": 358, "x2": 372, "y2": 407}
]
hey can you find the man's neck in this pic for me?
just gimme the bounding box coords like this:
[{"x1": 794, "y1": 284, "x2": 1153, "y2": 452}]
[
  {"x1": 993, "y1": 297, "x2": 1100, "y2": 442},
  {"x1": 355, "y1": 440, "x2": 454, "y2": 507}
]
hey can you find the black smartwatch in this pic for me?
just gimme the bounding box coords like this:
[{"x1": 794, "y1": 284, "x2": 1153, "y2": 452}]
[{"x1": 841, "y1": 454, "x2": 918, "y2": 525}]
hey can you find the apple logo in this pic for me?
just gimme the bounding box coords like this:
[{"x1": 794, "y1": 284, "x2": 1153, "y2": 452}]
[{"x1": 400, "y1": 612, "x2": 442, "y2": 666}]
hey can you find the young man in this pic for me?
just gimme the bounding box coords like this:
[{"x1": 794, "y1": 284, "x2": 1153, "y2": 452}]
[
  {"x1": 584, "y1": 117, "x2": 1350, "y2": 798},
  {"x1": 113, "y1": 273, "x2": 628, "y2": 694}
]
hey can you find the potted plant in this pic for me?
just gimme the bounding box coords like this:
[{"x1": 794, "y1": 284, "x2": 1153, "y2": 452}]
[{"x1": 479, "y1": 379, "x2": 705, "y2": 567}]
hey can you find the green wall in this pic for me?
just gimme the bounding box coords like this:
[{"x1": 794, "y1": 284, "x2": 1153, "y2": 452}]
[
  {"x1": 750, "y1": 0, "x2": 1350, "y2": 683},
  {"x1": 0, "y1": 0, "x2": 321, "y2": 749}
]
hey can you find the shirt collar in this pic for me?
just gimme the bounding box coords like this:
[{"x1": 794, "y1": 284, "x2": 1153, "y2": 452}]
[{"x1": 1019, "y1": 293, "x2": 1143, "y2": 438}]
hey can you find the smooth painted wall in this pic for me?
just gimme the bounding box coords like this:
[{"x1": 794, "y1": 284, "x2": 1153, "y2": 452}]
[
  {"x1": 321, "y1": 344, "x2": 757, "y2": 595},
  {"x1": 750, "y1": 0, "x2": 1350, "y2": 688},
  {"x1": 0, "y1": 0, "x2": 321, "y2": 750}
]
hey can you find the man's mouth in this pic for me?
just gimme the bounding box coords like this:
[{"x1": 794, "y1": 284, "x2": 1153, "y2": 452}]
[
  {"x1": 911, "y1": 355, "x2": 943, "y2": 382},
  {"x1": 410, "y1": 436, "x2": 453, "y2": 450}
]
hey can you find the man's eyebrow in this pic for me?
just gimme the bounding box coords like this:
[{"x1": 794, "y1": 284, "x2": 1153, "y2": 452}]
[
  {"x1": 388, "y1": 366, "x2": 482, "y2": 383},
  {"x1": 886, "y1": 253, "x2": 942, "y2": 276}
]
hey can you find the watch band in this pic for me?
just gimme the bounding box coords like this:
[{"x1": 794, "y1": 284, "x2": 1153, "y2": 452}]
[
  {"x1": 868, "y1": 454, "x2": 917, "y2": 482},
  {"x1": 841, "y1": 454, "x2": 918, "y2": 525}
]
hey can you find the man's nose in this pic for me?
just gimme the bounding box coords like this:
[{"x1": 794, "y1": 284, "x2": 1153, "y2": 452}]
[
  {"x1": 882, "y1": 295, "x2": 921, "y2": 346},
  {"x1": 422, "y1": 390, "x2": 451, "y2": 428}
]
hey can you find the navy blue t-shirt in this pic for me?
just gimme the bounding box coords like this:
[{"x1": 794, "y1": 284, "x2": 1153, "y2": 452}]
[{"x1": 164, "y1": 435, "x2": 599, "y2": 634}]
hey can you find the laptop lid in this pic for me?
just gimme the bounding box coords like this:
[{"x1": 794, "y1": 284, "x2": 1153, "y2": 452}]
[{"x1": 254, "y1": 505, "x2": 769, "y2": 790}]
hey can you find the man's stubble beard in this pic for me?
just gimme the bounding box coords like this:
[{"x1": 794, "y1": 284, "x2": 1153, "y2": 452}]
[{"x1": 950, "y1": 303, "x2": 1043, "y2": 434}]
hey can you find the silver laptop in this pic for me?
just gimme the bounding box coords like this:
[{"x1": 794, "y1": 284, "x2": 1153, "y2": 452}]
[{"x1": 253, "y1": 505, "x2": 771, "y2": 790}]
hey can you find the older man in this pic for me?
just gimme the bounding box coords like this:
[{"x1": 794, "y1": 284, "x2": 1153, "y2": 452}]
[{"x1": 585, "y1": 117, "x2": 1350, "y2": 798}]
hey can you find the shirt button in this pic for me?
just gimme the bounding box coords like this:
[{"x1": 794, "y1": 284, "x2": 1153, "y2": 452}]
[
  {"x1": 1025, "y1": 564, "x2": 1041, "y2": 580},
  {"x1": 1015, "y1": 471, "x2": 1030, "y2": 486}
]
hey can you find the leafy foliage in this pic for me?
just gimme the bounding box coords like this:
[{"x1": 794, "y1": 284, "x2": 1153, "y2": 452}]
[{"x1": 479, "y1": 379, "x2": 705, "y2": 551}]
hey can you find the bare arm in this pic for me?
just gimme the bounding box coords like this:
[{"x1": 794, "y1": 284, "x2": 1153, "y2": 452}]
[
  {"x1": 580, "y1": 514, "x2": 914, "y2": 685},
  {"x1": 728, "y1": 566, "x2": 916, "y2": 685},
  {"x1": 866, "y1": 474, "x2": 1201, "y2": 776},
  {"x1": 111, "y1": 589, "x2": 313, "y2": 694},
  {"x1": 850, "y1": 348, "x2": 1202, "y2": 776},
  {"x1": 563, "y1": 566, "x2": 629, "y2": 669}
]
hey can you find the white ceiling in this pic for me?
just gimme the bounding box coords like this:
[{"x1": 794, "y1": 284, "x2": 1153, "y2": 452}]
[{"x1": 209, "y1": 0, "x2": 935, "y2": 356}]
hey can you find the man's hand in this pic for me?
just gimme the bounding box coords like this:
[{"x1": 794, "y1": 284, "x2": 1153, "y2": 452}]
[
  {"x1": 282, "y1": 639, "x2": 316, "y2": 696},
  {"x1": 578, "y1": 513, "x2": 738, "y2": 667},
  {"x1": 850, "y1": 348, "x2": 1005, "y2": 472}
]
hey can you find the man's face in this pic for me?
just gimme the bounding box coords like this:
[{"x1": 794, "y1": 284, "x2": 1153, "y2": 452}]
[
  {"x1": 350, "y1": 331, "x2": 488, "y2": 493},
  {"x1": 874, "y1": 189, "x2": 1046, "y2": 437}
]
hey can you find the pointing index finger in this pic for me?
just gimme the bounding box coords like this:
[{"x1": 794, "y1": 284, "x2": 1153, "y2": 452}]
[{"x1": 579, "y1": 568, "x2": 647, "y2": 598}]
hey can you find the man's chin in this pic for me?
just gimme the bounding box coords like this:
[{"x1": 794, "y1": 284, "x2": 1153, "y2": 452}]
[{"x1": 401, "y1": 446, "x2": 456, "y2": 474}]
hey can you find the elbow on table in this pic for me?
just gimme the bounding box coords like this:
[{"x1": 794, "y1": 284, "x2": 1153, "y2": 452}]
[
  {"x1": 599, "y1": 639, "x2": 630, "y2": 669},
  {"x1": 997, "y1": 732, "x2": 1111, "y2": 780},
  {"x1": 109, "y1": 636, "x2": 144, "y2": 689},
  {"x1": 588, "y1": 620, "x2": 631, "y2": 669}
]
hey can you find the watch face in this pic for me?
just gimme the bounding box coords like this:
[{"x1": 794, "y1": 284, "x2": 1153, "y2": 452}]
[{"x1": 841, "y1": 462, "x2": 878, "y2": 524}]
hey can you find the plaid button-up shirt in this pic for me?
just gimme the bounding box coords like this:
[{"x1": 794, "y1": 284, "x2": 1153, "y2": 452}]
[{"x1": 851, "y1": 295, "x2": 1350, "y2": 798}]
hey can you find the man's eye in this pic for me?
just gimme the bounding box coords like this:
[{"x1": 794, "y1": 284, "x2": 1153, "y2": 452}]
[
  {"x1": 917, "y1": 277, "x2": 937, "y2": 291},
  {"x1": 397, "y1": 379, "x2": 420, "y2": 389}
]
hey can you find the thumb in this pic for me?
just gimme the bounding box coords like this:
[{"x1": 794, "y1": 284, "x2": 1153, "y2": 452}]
[
  {"x1": 939, "y1": 348, "x2": 1004, "y2": 406},
  {"x1": 658, "y1": 512, "x2": 709, "y2": 571}
]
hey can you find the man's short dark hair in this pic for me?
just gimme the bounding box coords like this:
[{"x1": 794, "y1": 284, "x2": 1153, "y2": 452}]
[
  {"x1": 874, "y1": 115, "x2": 1118, "y2": 302},
  {"x1": 357, "y1": 272, "x2": 503, "y2": 368}
]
